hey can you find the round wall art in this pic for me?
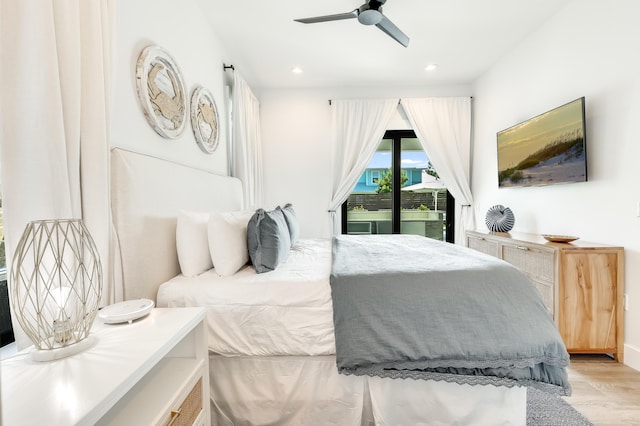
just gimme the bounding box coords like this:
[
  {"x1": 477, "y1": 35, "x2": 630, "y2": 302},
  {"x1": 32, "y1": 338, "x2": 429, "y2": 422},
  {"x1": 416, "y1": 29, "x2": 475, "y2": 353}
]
[
  {"x1": 485, "y1": 205, "x2": 515, "y2": 232},
  {"x1": 190, "y1": 86, "x2": 220, "y2": 153},
  {"x1": 135, "y1": 45, "x2": 187, "y2": 139}
]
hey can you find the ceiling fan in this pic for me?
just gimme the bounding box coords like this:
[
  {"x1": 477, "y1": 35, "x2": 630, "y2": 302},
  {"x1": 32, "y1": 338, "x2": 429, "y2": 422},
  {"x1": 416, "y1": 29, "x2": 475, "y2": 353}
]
[{"x1": 294, "y1": 0, "x2": 410, "y2": 47}]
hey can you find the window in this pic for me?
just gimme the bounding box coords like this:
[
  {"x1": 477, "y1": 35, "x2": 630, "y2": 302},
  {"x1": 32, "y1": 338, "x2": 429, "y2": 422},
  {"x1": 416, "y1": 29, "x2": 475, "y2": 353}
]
[
  {"x1": 0, "y1": 180, "x2": 13, "y2": 348},
  {"x1": 0, "y1": 182, "x2": 4, "y2": 276},
  {"x1": 342, "y1": 130, "x2": 454, "y2": 242},
  {"x1": 370, "y1": 170, "x2": 380, "y2": 184}
]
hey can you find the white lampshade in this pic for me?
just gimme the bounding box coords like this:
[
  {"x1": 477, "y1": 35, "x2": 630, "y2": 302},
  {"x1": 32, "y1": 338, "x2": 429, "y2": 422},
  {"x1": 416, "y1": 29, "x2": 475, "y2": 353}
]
[{"x1": 10, "y1": 219, "x2": 102, "y2": 361}]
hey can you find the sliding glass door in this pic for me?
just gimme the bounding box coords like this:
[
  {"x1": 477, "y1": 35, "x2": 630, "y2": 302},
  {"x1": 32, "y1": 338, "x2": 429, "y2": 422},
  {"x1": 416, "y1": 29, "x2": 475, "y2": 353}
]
[{"x1": 342, "y1": 130, "x2": 454, "y2": 242}]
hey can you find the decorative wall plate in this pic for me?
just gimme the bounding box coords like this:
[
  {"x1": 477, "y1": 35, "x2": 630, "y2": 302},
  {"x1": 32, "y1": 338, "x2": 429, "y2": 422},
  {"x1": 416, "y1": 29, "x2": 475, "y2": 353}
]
[
  {"x1": 135, "y1": 45, "x2": 187, "y2": 138},
  {"x1": 190, "y1": 86, "x2": 220, "y2": 153}
]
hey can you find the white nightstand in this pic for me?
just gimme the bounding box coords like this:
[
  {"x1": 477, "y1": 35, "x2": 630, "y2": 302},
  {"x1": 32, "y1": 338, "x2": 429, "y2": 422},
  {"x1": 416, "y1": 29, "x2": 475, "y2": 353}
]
[{"x1": 1, "y1": 307, "x2": 210, "y2": 425}]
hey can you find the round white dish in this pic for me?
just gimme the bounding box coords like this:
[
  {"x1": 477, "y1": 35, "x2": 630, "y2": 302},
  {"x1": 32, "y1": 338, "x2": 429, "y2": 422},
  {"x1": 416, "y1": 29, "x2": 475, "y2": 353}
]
[{"x1": 98, "y1": 298, "x2": 155, "y2": 324}]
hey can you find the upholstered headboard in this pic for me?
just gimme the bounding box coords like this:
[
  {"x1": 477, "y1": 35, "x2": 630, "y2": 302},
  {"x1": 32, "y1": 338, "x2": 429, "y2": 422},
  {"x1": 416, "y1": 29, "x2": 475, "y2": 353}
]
[{"x1": 111, "y1": 148, "x2": 243, "y2": 302}]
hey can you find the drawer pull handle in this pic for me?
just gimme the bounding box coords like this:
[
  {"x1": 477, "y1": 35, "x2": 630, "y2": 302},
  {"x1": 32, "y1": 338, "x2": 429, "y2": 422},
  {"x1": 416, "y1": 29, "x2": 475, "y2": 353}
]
[
  {"x1": 168, "y1": 409, "x2": 182, "y2": 426},
  {"x1": 516, "y1": 245, "x2": 529, "y2": 251}
]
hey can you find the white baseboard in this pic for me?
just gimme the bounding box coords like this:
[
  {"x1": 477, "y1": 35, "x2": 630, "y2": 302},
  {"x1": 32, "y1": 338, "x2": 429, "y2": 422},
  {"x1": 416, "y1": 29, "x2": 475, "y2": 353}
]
[{"x1": 624, "y1": 343, "x2": 640, "y2": 372}]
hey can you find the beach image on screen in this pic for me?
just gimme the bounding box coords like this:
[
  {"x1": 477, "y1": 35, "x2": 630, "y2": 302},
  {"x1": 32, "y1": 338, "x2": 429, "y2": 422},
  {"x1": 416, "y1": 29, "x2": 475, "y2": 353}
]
[{"x1": 497, "y1": 98, "x2": 586, "y2": 188}]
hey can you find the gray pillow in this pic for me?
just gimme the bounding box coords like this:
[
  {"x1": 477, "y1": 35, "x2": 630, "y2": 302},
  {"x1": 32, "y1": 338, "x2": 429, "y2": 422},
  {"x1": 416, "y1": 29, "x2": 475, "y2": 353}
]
[
  {"x1": 279, "y1": 203, "x2": 299, "y2": 247},
  {"x1": 247, "y1": 208, "x2": 291, "y2": 273}
]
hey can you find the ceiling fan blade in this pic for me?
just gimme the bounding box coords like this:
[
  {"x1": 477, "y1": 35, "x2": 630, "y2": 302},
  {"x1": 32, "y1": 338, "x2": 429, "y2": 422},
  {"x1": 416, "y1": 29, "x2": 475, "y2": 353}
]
[
  {"x1": 376, "y1": 14, "x2": 409, "y2": 47},
  {"x1": 294, "y1": 10, "x2": 358, "y2": 24}
]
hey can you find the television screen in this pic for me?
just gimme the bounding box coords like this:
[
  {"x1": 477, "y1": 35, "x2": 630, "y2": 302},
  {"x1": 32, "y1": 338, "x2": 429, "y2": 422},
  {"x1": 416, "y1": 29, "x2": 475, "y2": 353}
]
[{"x1": 497, "y1": 97, "x2": 587, "y2": 188}]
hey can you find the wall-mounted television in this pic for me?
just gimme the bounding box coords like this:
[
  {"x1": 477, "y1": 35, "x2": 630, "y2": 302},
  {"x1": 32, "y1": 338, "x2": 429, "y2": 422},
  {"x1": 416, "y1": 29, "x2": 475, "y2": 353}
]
[{"x1": 497, "y1": 97, "x2": 587, "y2": 188}]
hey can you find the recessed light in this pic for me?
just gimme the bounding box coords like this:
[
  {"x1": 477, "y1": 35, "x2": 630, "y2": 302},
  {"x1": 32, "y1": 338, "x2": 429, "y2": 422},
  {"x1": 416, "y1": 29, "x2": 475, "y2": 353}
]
[
  {"x1": 292, "y1": 67, "x2": 303, "y2": 74},
  {"x1": 424, "y1": 64, "x2": 438, "y2": 72}
]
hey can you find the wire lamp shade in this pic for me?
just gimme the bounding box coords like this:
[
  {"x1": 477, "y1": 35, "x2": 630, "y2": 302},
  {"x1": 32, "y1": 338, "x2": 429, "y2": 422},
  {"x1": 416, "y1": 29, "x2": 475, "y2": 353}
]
[{"x1": 10, "y1": 219, "x2": 102, "y2": 361}]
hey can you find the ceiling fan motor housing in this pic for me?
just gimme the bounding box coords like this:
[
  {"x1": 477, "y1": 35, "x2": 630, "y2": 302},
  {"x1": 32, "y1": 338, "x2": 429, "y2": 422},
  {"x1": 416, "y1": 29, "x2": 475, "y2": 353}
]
[{"x1": 358, "y1": 0, "x2": 385, "y2": 25}]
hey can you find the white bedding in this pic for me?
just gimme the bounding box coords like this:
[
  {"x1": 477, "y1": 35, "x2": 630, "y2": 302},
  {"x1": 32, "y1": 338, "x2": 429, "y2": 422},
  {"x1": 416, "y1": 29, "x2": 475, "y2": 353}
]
[{"x1": 157, "y1": 238, "x2": 336, "y2": 356}]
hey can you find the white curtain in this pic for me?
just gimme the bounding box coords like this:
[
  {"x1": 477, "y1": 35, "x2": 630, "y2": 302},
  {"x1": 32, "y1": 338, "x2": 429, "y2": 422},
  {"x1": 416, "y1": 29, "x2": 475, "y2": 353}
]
[
  {"x1": 0, "y1": 0, "x2": 116, "y2": 349},
  {"x1": 400, "y1": 97, "x2": 474, "y2": 245},
  {"x1": 231, "y1": 70, "x2": 263, "y2": 210},
  {"x1": 328, "y1": 99, "x2": 399, "y2": 235}
]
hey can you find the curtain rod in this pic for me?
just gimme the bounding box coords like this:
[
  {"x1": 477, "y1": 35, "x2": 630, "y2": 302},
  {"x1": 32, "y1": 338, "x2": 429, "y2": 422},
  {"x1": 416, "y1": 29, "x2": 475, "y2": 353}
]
[
  {"x1": 328, "y1": 99, "x2": 401, "y2": 106},
  {"x1": 223, "y1": 64, "x2": 235, "y2": 71},
  {"x1": 328, "y1": 96, "x2": 473, "y2": 105}
]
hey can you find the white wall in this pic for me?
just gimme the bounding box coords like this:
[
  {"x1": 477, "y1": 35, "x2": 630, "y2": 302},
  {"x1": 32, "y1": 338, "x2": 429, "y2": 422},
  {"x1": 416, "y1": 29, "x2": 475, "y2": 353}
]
[
  {"x1": 472, "y1": 0, "x2": 640, "y2": 370},
  {"x1": 111, "y1": 0, "x2": 233, "y2": 174},
  {"x1": 258, "y1": 85, "x2": 472, "y2": 238}
]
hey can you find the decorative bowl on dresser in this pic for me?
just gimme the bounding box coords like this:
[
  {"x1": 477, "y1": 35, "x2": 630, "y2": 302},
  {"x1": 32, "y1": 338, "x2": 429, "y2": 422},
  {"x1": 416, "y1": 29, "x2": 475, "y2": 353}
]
[{"x1": 466, "y1": 230, "x2": 624, "y2": 362}]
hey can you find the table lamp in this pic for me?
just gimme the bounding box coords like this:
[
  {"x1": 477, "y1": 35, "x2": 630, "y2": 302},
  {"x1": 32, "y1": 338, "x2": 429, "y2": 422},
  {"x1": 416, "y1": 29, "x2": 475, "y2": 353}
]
[{"x1": 10, "y1": 219, "x2": 102, "y2": 361}]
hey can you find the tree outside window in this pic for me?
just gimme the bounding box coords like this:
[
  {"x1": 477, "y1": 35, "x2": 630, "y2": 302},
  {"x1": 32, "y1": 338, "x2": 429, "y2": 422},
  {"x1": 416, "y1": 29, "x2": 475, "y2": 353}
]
[{"x1": 375, "y1": 168, "x2": 408, "y2": 194}]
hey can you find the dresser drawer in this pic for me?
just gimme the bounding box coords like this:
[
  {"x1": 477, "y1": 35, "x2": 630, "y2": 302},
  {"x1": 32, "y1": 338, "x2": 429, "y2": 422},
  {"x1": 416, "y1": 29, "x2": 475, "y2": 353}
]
[
  {"x1": 466, "y1": 234, "x2": 499, "y2": 258},
  {"x1": 530, "y1": 279, "x2": 554, "y2": 316},
  {"x1": 501, "y1": 243, "x2": 554, "y2": 282}
]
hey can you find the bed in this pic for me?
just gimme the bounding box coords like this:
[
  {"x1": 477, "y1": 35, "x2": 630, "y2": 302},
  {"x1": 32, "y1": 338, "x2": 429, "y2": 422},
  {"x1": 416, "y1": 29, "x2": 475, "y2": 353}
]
[{"x1": 111, "y1": 148, "x2": 570, "y2": 425}]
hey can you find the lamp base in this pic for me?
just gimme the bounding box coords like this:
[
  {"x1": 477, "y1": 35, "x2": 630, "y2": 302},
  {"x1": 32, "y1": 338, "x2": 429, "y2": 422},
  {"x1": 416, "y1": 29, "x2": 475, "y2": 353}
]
[{"x1": 29, "y1": 335, "x2": 97, "y2": 362}]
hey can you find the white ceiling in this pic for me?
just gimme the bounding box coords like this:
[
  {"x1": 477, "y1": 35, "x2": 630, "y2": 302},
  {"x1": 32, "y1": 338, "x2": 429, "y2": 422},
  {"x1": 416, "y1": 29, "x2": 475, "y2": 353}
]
[{"x1": 199, "y1": 0, "x2": 573, "y2": 90}]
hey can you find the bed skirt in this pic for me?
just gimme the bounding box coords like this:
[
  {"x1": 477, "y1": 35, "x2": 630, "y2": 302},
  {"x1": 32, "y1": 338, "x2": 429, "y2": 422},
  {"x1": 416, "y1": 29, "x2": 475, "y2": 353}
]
[{"x1": 208, "y1": 354, "x2": 527, "y2": 425}]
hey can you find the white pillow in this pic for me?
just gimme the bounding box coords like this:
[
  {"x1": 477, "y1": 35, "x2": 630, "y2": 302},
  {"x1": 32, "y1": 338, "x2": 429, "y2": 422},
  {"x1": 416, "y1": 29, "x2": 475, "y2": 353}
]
[
  {"x1": 208, "y1": 210, "x2": 254, "y2": 276},
  {"x1": 176, "y1": 211, "x2": 212, "y2": 277}
]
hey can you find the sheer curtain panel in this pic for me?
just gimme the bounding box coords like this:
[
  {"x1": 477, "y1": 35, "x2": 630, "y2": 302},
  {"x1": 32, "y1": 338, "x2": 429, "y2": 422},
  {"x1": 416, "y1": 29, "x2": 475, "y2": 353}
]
[
  {"x1": 0, "y1": 0, "x2": 117, "y2": 349},
  {"x1": 231, "y1": 70, "x2": 264, "y2": 210},
  {"x1": 400, "y1": 97, "x2": 475, "y2": 244},
  {"x1": 328, "y1": 99, "x2": 398, "y2": 235}
]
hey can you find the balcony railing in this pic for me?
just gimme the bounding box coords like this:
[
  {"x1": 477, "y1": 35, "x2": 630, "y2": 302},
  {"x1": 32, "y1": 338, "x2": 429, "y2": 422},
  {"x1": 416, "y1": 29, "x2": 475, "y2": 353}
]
[{"x1": 347, "y1": 210, "x2": 445, "y2": 240}]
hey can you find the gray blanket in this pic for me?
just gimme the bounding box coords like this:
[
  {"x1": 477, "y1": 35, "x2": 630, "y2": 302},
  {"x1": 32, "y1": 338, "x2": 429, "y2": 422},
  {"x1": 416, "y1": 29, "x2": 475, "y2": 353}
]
[{"x1": 330, "y1": 234, "x2": 571, "y2": 395}]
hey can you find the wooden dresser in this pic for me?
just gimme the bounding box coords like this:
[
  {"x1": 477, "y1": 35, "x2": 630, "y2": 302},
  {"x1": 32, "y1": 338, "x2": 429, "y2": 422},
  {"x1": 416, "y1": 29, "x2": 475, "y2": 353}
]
[{"x1": 466, "y1": 230, "x2": 624, "y2": 362}]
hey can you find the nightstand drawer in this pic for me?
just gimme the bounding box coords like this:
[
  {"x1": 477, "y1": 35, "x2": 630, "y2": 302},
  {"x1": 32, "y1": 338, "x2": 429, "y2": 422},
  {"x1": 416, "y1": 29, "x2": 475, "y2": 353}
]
[{"x1": 168, "y1": 377, "x2": 203, "y2": 426}]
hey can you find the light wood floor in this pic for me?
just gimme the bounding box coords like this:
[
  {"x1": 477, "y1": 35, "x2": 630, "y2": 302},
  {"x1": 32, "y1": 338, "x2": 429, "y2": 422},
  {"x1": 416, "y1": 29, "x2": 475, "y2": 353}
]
[{"x1": 564, "y1": 355, "x2": 640, "y2": 425}]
